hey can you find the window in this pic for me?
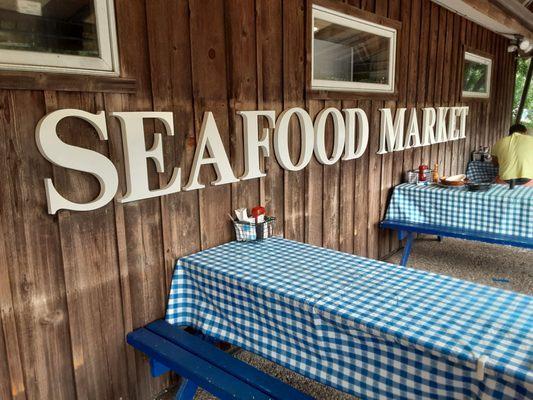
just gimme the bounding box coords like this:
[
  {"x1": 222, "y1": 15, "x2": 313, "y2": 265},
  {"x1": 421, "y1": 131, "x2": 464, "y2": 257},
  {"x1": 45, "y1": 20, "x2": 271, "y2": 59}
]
[
  {"x1": 462, "y1": 52, "x2": 491, "y2": 98},
  {"x1": 0, "y1": 0, "x2": 119, "y2": 75},
  {"x1": 311, "y1": 4, "x2": 397, "y2": 93}
]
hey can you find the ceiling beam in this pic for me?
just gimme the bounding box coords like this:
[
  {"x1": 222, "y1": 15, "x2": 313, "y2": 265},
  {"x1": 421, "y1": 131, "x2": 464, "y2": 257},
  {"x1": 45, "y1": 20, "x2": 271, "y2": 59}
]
[
  {"x1": 461, "y1": 0, "x2": 533, "y2": 39},
  {"x1": 488, "y1": 0, "x2": 533, "y2": 33}
]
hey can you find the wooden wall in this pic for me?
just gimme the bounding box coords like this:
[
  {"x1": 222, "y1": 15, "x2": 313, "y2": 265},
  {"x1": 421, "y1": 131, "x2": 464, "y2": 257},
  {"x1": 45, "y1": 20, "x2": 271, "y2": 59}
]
[{"x1": 0, "y1": 0, "x2": 516, "y2": 399}]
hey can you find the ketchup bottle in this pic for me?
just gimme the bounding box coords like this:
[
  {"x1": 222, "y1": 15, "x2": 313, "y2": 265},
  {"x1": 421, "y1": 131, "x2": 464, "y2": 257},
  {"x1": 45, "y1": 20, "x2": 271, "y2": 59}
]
[{"x1": 418, "y1": 164, "x2": 428, "y2": 182}]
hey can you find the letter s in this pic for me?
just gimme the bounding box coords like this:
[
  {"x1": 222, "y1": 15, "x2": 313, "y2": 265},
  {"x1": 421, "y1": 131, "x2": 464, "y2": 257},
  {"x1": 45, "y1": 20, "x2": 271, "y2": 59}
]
[{"x1": 35, "y1": 109, "x2": 118, "y2": 214}]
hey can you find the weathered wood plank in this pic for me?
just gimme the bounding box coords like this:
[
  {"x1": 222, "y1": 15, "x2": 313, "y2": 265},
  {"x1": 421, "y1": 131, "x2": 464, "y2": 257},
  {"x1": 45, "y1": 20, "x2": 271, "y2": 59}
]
[
  {"x1": 257, "y1": 0, "x2": 285, "y2": 235},
  {"x1": 433, "y1": 7, "x2": 448, "y2": 172},
  {"x1": 109, "y1": 0, "x2": 169, "y2": 398},
  {"x1": 446, "y1": 13, "x2": 462, "y2": 176},
  {"x1": 305, "y1": 100, "x2": 324, "y2": 247},
  {"x1": 339, "y1": 100, "x2": 356, "y2": 254},
  {"x1": 189, "y1": 0, "x2": 233, "y2": 248},
  {"x1": 455, "y1": 17, "x2": 467, "y2": 173},
  {"x1": 493, "y1": 33, "x2": 504, "y2": 145},
  {"x1": 426, "y1": 2, "x2": 441, "y2": 168},
  {"x1": 503, "y1": 41, "x2": 514, "y2": 134},
  {"x1": 491, "y1": 36, "x2": 504, "y2": 146},
  {"x1": 226, "y1": 0, "x2": 260, "y2": 212},
  {"x1": 376, "y1": 0, "x2": 393, "y2": 258},
  {"x1": 0, "y1": 91, "x2": 26, "y2": 400},
  {"x1": 283, "y1": 0, "x2": 306, "y2": 242},
  {"x1": 2, "y1": 90, "x2": 77, "y2": 400},
  {"x1": 462, "y1": 21, "x2": 475, "y2": 167},
  {"x1": 145, "y1": 0, "x2": 201, "y2": 284},
  {"x1": 0, "y1": 317, "x2": 13, "y2": 400},
  {"x1": 322, "y1": 100, "x2": 341, "y2": 250},
  {"x1": 45, "y1": 91, "x2": 130, "y2": 400},
  {"x1": 379, "y1": 100, "x2": 395, "y2": 258},
  {"x1": 402, "y1": 0, "x2": 421, "y2": 175},
  {"x1": 0, "y1": 72, "x2": 136, "y2": 94},
  {"x1": 504, "y1": 47, "x2": 517, "y2": 130},
  {"x1": 354, "y1": 100, "x2": 371, "y2": 256},
  {"x1": 382, "y1": 0, "x2": 401, "y2": 255},
  {"x1": 367, "y1": 100, "x2": 383, "y2": 259},
  {"x1": 412, "y1": 0, "x2": 430, "y2": 172},
  {"x1": 440, "y1": 10, "x2": 454, "y2": 177},
  {"x1": 479, "y1": 28, "x2": 491, "y2": 150}
]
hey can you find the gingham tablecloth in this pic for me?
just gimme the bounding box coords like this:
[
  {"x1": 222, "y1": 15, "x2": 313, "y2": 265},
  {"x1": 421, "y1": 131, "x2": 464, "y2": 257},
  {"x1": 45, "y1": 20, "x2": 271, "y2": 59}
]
[
  {"x1": 166, "y1": 238, "x2": 533, "y2": 399},
  {"x1": 466, "y1": 161, "x2": 499, "y2": 183},
  {"x1": 384, "y1": 183, "x2": 533, "y2": 239}
]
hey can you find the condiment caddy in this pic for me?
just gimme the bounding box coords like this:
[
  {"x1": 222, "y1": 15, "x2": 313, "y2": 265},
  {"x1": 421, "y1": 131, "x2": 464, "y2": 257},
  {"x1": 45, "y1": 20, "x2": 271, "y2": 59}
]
[
  {"x1": 230, "y1": 206, "x2": 276, "y2": 242},
  {"x1": 472, "y1": 146, "x2": 492, "y2": 162},
  {"x1": 408, "y1": 163, "x2": 439, "y2": 186}
]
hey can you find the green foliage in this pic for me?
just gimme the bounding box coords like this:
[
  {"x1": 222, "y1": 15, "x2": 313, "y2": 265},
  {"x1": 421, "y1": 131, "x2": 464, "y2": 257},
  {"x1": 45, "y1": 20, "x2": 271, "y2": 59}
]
[
  {"x1": 512, "y1": 57, "x2": 533, "y2": 128},
  {"x1": 463, "y1": 61, "x2": 487, "y2": 92}
]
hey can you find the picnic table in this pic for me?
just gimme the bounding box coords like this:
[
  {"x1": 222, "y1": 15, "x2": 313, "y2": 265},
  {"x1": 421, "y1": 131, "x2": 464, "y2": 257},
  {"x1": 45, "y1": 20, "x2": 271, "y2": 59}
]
[
  {"x1": 166, "y1": 237, "x2": 532, "y2": 400},
  {"x1": 381, "y1": 183, "x2": 533, "y2": 266}
]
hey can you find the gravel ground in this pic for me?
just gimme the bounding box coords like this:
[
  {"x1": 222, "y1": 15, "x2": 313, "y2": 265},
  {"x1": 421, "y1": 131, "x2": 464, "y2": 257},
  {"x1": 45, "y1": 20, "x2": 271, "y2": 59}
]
[
  {"x1": 386, "y1": 236, "x2": 533, "y2": 296},
  {"x1": 158, "y1": 237, "x2": 533, "y2": 400}
]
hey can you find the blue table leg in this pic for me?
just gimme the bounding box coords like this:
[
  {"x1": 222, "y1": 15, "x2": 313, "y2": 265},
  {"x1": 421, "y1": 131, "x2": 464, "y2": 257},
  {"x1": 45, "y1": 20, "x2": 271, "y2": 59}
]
[
  {"x1": 400, "y1": 232, "x2": 414, "y2": 267},
  {"x1": 150, "y1": 359, "x2": 170, "y2": 377},
  {"x1": 175, "y1": 379, "x2": 198, "y2": 400}
]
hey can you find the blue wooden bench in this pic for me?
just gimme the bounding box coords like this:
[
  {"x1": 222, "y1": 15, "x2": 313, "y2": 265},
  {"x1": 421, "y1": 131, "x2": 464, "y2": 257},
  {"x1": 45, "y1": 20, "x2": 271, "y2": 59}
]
[
  {"x1": 127, "y1": 319, "x2": 314, "y2": 400},
  {"x1": 380, "y1": 220, "x2": 533, "y2": 266}
]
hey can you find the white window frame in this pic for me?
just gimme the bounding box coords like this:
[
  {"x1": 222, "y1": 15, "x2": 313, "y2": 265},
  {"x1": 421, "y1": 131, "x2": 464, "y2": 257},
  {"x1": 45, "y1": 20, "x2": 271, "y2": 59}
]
[
  {"x1": 462, "y1": 51, "x2": 492, "y2": 99},
  {"x1": 0, "y1": 0, "x2": 119, "y2": 76},
  {"x1": 311, "y1": 4, "x2": 397, "y2": 93}
]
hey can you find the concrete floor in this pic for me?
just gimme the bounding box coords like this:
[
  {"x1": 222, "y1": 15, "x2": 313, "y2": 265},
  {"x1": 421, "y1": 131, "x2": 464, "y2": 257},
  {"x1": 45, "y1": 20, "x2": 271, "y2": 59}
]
[{"x1": 159, "y1": 237, "x2": 533, "y2": 400}]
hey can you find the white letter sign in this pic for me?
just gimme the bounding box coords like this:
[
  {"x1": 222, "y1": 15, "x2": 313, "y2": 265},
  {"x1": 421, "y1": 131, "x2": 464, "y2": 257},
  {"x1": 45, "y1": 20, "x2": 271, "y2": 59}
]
[
  {"x1": 404, "y1": 108, "x2": 421, "y2": 149},
  {"x1": 342, "y1": 108, "x2": 368, "y2": 160},
  {"x1": 273, "y1": 107, "x2": 314, "y2": 171},
  {"x1": 35, "y1": 105, "x2": 469, "y2": 214},
  {"x1": 448, "y1": 107, "x2": 460, "y2": 140},
  {"x1": 436, "y1": 107, "x2": 449, "y2": 143},
  {"x1": 112, "y1": 112, "x2": 181, "y2": 203},
  {"x1": 377, "y1": 108, "x2": 406, "y2": 154},
  {"x1": 458, "y1": 106, "x2": 469, "y2": 139},
  {"x1": 313, "y1": 107, "x2": 345, "y2": 165},
  {"x1": 184, "y1": 112, "x2": 239, "y2": 191},
  {"x1": 421, "y1": 107, "x2": 437, "y2": 146},
  {"x1": 35, "y1": 109, "x2": 119, "y2": 214},
  {"x1": 237, "y1": 110, "x2": 276, "y2": 180}
]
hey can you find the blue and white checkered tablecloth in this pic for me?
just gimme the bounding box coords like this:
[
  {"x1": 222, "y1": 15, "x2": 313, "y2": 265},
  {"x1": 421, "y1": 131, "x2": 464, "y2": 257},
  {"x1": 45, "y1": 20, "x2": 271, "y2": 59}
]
[
  {"x1": 384, "y1": 183, "x2": 533, "y2": 239},
  {"x1": 166, "y1": 238, "x2": 532, "y2": 399},
  {"x1": 466, "y1": 161, "x2": 499, "y2": 183}
]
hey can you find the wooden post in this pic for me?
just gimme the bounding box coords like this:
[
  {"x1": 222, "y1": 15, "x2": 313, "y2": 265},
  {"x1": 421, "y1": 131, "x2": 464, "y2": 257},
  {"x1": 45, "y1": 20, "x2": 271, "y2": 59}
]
[{"x1": 515, "y1": 57, "x2": 533, "y2": 124}]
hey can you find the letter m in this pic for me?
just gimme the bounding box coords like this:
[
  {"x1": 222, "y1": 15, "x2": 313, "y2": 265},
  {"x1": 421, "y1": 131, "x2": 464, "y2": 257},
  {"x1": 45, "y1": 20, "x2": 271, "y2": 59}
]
[{"x1": 377, "y1": 108, "x2": 406, "y2": 154}]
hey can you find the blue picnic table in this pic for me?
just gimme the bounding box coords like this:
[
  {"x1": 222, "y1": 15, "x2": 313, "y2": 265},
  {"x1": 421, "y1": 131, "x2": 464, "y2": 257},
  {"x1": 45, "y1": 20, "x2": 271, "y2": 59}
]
[
  {"x1": 380, "y1": 182, "x2": 533, "y2": 266},
  {"x1": 151, "y1": 238, "x2": 532, "y2": 400}
]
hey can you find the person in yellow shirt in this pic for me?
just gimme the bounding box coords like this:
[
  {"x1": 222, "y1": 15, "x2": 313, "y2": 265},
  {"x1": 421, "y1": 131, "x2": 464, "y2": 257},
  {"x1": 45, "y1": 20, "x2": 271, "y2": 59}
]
[{"x1": 491, "y1": 124, "x2": 533, "y2": 188}]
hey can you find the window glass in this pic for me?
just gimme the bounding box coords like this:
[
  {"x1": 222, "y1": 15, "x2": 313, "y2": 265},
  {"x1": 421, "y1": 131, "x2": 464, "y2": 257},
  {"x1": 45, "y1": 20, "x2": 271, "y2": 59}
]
[
  {"x1": 0, "y1": 0, "x2": 118, "y2": 75},
  {"x1": 0, "y1": 0, "x2": 98, "y2": 57},
  {"x1": 312, "y1": 5, "x2": 396, "y2": 93},
  {"x1": 462, "y1": 52, "x2": 491, "y2": 98},
  {"x1": 314, "y1": 18, "x2": 390, "y2": 85},
  {"x1": 463, "y1": 60, "x2": 488, "y2": 92}
]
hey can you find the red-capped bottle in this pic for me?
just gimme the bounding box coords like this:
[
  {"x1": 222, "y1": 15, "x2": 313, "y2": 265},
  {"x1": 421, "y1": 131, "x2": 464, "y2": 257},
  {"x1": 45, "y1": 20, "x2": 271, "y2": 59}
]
[{"x1": 418, "y1": 164, "x2": 428, "y2": 182}]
